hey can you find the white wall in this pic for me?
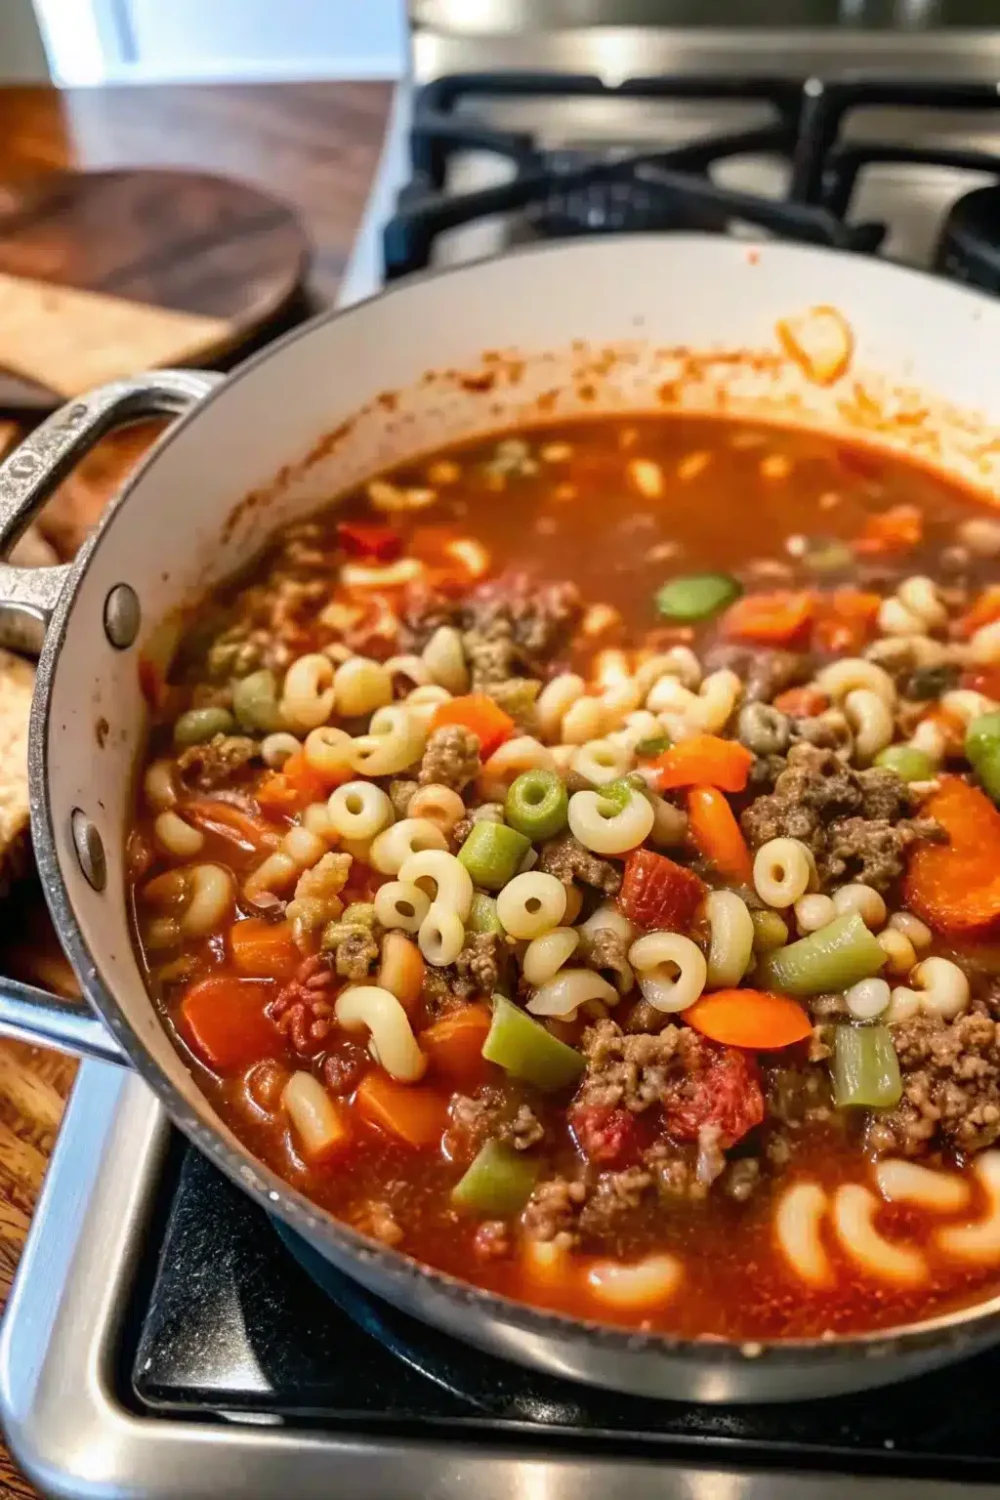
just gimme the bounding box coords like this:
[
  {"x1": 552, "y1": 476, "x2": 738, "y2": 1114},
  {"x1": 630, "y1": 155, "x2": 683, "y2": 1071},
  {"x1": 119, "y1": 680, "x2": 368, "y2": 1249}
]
[
  {"x1": 33, "y1": 0, "x2": 407, "y2": 86},
  {"x1": 0, "y1": 0, "x2": 50, "y2": 81}
]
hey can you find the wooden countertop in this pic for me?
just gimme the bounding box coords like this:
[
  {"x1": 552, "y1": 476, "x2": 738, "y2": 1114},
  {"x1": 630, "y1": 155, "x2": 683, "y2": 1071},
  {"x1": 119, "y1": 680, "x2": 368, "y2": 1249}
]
[{"x1": 0, "y1": 80, "x2": 392, "y2": 1498}]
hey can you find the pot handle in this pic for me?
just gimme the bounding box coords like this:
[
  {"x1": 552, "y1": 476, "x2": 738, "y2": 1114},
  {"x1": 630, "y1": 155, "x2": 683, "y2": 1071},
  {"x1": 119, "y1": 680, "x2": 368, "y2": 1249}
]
[
  {"x1": 0, "y1": 368, "x2": 223, "y2": 656},
  {"x1": 0, "y1": 369, "x2": 224, "y2": 1065}
]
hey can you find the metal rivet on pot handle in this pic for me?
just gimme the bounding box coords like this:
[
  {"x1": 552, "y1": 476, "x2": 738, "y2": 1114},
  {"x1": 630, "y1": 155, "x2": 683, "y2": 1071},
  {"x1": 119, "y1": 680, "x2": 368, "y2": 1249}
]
[
  {"x1": 104, "y1": 584, "x2": 141, "y2": 650},
  {"x1": 71, "y1": 809, "x2": 107, "y2": 893},
  {"x1": 0, "y1": 369, "x2": 222, "y2": 657}
]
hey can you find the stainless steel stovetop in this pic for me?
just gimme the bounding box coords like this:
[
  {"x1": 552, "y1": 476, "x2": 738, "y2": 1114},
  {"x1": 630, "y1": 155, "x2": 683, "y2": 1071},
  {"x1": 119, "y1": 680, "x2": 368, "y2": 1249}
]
[{"x1": 8, "y1": 7, "x2": 1000, "y2": 1497}]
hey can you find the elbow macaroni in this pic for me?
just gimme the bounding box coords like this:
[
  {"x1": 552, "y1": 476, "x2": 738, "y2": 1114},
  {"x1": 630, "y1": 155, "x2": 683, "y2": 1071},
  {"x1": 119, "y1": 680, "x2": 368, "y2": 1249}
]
[
  {"x1": 334, "y1": 985, "x2": 426, "y2": 1082},
  {"x1": 568, "y1": 785, "x2": 655, "y2": 856},
  {"x1": 628, "y1": 932, "x2": 706, "y2": 1013}
]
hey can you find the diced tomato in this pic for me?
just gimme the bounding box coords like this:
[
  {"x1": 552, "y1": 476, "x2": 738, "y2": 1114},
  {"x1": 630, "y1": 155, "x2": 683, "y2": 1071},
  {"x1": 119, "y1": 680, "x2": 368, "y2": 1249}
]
[
  {"x1": 569, "y1": 1103, "x2": 639, "y2": 1167},
  {"x1": 619, "y1": 848, "x2": 707, "y2": 933},
  {"x1": 665, "y1": 1045, "x2": 764, "y2": 1149},
  {"x1": 771, "y1": 685, "x2": 829, "y2": 718},
  {"x1": 956, "y1": 585, "x2": 1000, "y2": 640},
  {"x1": 336, "y1": 521, "x2": 402, "y2": 562}
]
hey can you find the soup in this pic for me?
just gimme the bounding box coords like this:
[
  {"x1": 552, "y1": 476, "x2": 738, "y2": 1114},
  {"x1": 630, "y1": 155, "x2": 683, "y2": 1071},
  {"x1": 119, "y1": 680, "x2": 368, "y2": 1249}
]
[{"x1": 128, "y1": 414, "x2": 1000, "y2": 1340}]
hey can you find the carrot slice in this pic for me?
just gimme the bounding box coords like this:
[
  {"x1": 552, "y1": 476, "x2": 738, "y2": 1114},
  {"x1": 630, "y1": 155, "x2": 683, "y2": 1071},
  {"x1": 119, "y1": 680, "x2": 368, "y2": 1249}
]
[
  {"x1": 687, "y1": 786, "x2": 753, "y2": 886},
  {"x1": 421, "y1": 1003, "x2": 492, "y2": 1087},
  {"x1": 354, "y1": 1070, "x2": 450, "y2": 1149},
  {"x1": 178, "y1": 975, "x2": 278, "y2": 1072},
  {"x1": 618, "y1": 848, "x2": 706, "y2": 932},
  {"x1": 429, "y1": 694, "x2": 515, "y2": 759},
  {"x1": 904, "y1": 777, "x2": 1000, "y2": 935},
  {"x1": 720, "y1": 591, "x2": 815, "y2": 646},
  {"x1": 853, "y1": 503, "x2": 922, "y2": 556},
  {"x1": 956, "y1": 584, "x2": 1000, "y2": 640},
  {"x1": 651, "y1": 734, "x2": 753, "y2": 794},
  {"x1": 684, "y1": 989, "x2": 812, "y2": 1050},
  {"x1": 230, "y1": 917, "x2": 302, "y2": 981}
]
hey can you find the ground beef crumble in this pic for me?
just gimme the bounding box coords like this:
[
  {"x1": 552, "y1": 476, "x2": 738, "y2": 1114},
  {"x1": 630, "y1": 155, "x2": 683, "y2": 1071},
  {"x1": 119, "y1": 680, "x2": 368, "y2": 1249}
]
[
  {"x1": 579, "y1": 926, "x2": 633, "y2": 993},
  {"x1": 740, "y1": 742, "x2": 942, "y2": 891},
  {"x1": 418, "y1": 724, "x2": 481, "y2": 789},
  {"x1": 176, "y1": 733, "x2": 258, "y2": 789},
  {"x1": 537, "y1": 833, "x2": 622, "y2": 894},
  {"x1": 867, "y1": 1011, "x2": 1000, "y2": 1157},
  {"x1": 446, "y1": 1086, "x2": 546, "y2": 1158}
]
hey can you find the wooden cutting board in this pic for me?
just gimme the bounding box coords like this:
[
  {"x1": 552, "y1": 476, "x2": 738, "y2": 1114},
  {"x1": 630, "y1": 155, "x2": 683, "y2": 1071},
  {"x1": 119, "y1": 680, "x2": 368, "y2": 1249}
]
[{"x1": 0, "y1": 167, "x2": 311, "y2": 408}]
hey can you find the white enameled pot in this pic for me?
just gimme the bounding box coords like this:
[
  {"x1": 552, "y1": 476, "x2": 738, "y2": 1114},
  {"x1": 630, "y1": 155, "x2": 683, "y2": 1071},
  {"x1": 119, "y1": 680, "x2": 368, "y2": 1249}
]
[{"x1": 2, "y1": 235, "x2": 1000, "y2": 1404}]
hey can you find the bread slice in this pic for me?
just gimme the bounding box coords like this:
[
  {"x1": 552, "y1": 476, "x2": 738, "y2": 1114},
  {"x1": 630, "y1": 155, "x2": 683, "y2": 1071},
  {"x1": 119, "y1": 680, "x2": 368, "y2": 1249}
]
[{"x1": 0, "y1": 650, "x2": 36, "y2": 898}]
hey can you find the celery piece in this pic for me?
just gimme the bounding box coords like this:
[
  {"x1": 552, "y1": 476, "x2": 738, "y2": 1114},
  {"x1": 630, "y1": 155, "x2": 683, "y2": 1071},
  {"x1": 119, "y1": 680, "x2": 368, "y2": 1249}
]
[
  {"x1": 833, "y1": 1024, "x2": 902, "y2": 1108},
  {"x1": 758, "y1": 912, "x2": 885, "y2": 996},
  {"x1": 482, "y1": 996, "x2": 585, "y2": 1093},
  {"x1": 468, "y1": 892, "x2": 504, "y2": 936},
  {"x1": 451, "y1": 1139, "x2": 540, "y2": 1215},
  {"x1": 505, "y1": 769, "x2": 568, "y2": 841},
  {"x1": 458, "y1": 822, "x2": 531, "y2": 891},
  {"x1": 656, "y1": 572, "x2": 741, "y2": 622}
]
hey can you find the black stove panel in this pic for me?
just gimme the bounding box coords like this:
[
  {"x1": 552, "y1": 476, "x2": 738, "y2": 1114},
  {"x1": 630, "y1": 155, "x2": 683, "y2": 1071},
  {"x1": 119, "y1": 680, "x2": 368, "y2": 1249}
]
[
  {"x1": 382, "y1": 70, "x2": 1000, "y2": 288},
  {"x1": 131, "y1": 1145, "x2": 1000, "y2": 1479}
]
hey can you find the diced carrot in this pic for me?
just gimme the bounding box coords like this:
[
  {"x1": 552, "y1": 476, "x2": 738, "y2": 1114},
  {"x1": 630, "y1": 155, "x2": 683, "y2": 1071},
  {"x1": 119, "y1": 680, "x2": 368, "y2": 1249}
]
[
  {"x1": 772, "y1": 685, "x2": 829, "y2": 719},
  {"x1": 354, "y1": 1070, "x2": 450, "y2": 1149},
  {"x1": 230, "y1": 917, "x2": 302, "y2": 981},
  {"x1": 684, "y1": 989, "x2": 812, "y2": 1050},
  {"x1": 651, "y1": 734, "x2": 753, "y2": 794},
  {"x1": 853, "y1": 503, "x2": 922, "y2": 556},
  {"x1": 963, "y1": 666, "x2": 1000, "y2": 700},
  {"x1": 378, "y1": 932, "x2": 425, "y2": 1015},
  {"x1": 904, "y1": 777, "x2": 1000, "y2": 935},
  {"x1": 720, "y1": 591, "x2": 815, "y2": 647},
  {"x1": 336, "y1": 520, "x2": 402, "y2": 561},
  {"x1": 178, "y1": 975, "x2": 278, "y2": 1072},
  {"x1": 812, "y1": 588, "x2": 881, "y2": 654},
  {"x1": 430, "y1": 693, "x2": 515, "y2": 758},
  {"x1": 687, "y1": 786, "x2": 754, "y2": 886},
  {"x1": 956, "y1": 585, "x2": 1000, "y2": 640},
  {"x1": 421, "y1": 1003, "x2": 492, "y2": 1087},
  {"x1": 618, "y1": 848, "x2": 707, "y2": 933},
  {"x1": 255, "y1": 751, "x2": 337, "y2": 815}
]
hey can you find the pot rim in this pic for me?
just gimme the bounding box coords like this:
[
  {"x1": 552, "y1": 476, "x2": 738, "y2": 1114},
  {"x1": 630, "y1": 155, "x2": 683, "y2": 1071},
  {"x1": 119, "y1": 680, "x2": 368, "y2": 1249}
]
[{"x1": 31, "y1": 230, "x2": 1000, "y2": 1373}]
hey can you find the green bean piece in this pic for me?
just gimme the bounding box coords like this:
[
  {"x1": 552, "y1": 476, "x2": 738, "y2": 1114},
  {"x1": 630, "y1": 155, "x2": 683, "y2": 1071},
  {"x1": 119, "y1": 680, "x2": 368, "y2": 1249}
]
[
  {"x1": 451, "y1": 1139, "x2": 541, "y2": 1215},
  {"x1": 634, "y1": 733, "x2": 671, "y2": 758},
  {"x1": 172, "y1": 705, "x2": 236, "y2": 748},
  {"x1": 832, "y1": 1024, "x2": 902, "y2": 1108},
  {"x1": 468, "y1": 893, "x2": 504, "y2": 935},
  {"x1": 457, "y1": 822, "x2": 531, "y2": 891},
  {"x1": 232, "y1": 668, "x2": 284, "y2": 733},
  {"x1": 505, "y1": 769, "x2": 569, "y2": 840},
  {"x1": 758, "y1": 912, "x2": 885, "y2": 996},
  {"x1": 655, "y1": 572, "x2": 741, "y2": 623},
  {"x1": 750, "y1": 908, "x2": 789, "y2": 954},
  {"x1": 482, "y1": 996, "x2": 585, "y2": 1092},
  {"x1": 873, "y1": 744, "x2": 936, "y2": 783},
  {"x1": 966, "y1": 712, "x2": 1000, "y2": 802}
]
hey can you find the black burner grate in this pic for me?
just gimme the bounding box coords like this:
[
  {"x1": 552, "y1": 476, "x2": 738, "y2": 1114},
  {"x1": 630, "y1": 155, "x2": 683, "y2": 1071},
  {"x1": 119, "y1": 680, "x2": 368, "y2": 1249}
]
[
  {"x1": 130, "y1": 1144, "x2": 1000, "y2": 1479},
  {"x1": 382, "y1": 70, "x2": 1000, "y2": 286}
]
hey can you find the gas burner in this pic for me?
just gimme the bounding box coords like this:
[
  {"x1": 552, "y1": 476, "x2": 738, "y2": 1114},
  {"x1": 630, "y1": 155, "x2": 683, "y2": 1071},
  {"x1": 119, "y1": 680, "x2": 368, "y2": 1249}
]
[
  {"x1": 526, "y1": 152, "x2": 730, "y2": 238},
  {"x1": 382, "y1": 71, "x2": 1000, "y2": 285},
  {"x1": 934, "y1": 185, "x2": 1000, "y2": 293}
]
